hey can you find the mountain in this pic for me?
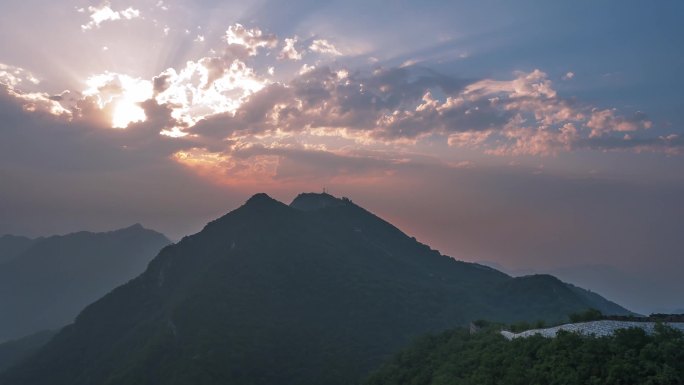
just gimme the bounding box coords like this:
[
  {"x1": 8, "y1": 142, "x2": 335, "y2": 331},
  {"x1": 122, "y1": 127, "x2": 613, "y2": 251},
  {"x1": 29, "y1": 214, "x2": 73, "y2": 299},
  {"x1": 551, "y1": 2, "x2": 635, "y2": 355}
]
[
  {"x1": 0, "y1": 235, "x2": 37, "y2": 264},
  {"x1": 0, "y1": 224, "x2": 171, "y2": 342},
  {"x1": 544, "y1": 265, "x2": 680, "y2": 316},
  {"x1": 0, "y1": 331, "x2": 56, "y2": 373},
  {"x1": 489, "y1": 274, "x2": 633, "y2": 322},
  {"x1": 289, "y1": 191, "x2": 347, "y2": 210},
  {"x1": 565, "y1": 282, "x2": 638, "y2": 317},
  {"x1": 485, "y1": 263, "x2": 672, "y2": 315},
  {"x1": 0, "y1": 193, "x2": 632, "y2": 385}
]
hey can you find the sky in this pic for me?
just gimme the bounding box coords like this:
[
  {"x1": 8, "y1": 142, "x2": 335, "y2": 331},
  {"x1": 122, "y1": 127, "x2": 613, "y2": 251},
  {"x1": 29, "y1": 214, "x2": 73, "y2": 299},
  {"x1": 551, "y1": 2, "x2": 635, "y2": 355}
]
[{"x1": 0, "y1": 0, "x2": 682, "y2": 314}]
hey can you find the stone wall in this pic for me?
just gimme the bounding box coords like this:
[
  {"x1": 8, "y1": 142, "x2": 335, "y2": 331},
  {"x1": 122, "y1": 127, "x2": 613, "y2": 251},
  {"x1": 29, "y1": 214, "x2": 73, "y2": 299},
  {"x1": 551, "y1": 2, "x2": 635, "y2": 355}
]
[{"x1": 501, "y1": 320, "x2": 684, "y2": 340}]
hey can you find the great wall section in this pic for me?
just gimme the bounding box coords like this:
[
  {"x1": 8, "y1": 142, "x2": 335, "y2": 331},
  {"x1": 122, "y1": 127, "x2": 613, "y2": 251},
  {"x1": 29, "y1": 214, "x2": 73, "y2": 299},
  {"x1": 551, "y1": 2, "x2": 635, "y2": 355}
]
[{"x1": 501, "y1": 320, "x2": 684, "y2": 340}]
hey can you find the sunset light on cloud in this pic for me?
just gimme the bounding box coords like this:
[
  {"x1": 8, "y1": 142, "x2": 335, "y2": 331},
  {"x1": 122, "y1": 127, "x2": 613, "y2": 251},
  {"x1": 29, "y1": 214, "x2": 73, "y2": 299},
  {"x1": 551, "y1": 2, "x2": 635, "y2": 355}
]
[
  {"x1": 80, "y1": 3, "x2": 141, "y2": 30},
  {"x1": 1, "y1": 0, "x2": 683, "y2": 313},
  {"x1": 4, "y1": 15, "x2": 677, "y2": 166},
  {"x1": 83, "y1": 73, "x2": 153, "y2": 128}
]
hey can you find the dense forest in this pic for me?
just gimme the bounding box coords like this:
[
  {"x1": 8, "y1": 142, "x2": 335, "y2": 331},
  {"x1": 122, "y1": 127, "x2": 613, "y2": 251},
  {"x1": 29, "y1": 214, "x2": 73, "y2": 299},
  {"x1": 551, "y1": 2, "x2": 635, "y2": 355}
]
[{"x1": 366, "y1": 324, "x2": 684, "y2": 385}]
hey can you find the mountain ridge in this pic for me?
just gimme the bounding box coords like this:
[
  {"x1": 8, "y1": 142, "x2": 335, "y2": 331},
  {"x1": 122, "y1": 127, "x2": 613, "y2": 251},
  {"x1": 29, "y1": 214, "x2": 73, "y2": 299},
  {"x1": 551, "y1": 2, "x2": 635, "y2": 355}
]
[
  {"x1": 0, "y1": 224, "x2": 171, "y2": 342},
  {"x1": 0, "y1": 235, "x2": 37, "y2": 265},
  {"x1": 0, "y1": 193, "x2": 634, "y2": 385}
]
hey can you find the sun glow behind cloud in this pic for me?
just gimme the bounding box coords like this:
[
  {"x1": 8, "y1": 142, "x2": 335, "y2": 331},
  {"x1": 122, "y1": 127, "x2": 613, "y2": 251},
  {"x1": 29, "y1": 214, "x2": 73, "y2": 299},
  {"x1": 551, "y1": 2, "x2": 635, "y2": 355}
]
[
  {"x1": 8, "y1": 18, "x2": 345, "y2": 135},
  {"x1": 1, "y1": 0, "x2": 683, "y2": 316},
  {"x1": 83, "y1": 73, "x2": 153, "y2": 128},
  {"x1": 154, "y1": 58, "x2": 269, "y2": 130},
  {"x1": 2, "y1": 14, "x2": 681, "y2": 189},
  {"x1": 78, "y1": 53, "x2": 272, "y2": 130}
]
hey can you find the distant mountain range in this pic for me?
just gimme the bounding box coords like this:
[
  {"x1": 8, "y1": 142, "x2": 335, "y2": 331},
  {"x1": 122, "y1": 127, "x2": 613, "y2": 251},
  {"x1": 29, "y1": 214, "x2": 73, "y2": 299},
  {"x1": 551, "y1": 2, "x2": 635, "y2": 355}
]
[
  {"x1": 0, "y1": 224, "x2": 171, "y2": 343},
  {"x1": 0, "y1": 235, "x2": 38, "y2": 264},
  {"x1": 0, "y1": 193, "x2": 633, "y2": 385},
  {"x1": 480, "y1": 262, "x2": 679, "y2": 315},
  {"x1": 0, "y1": 331, "x2": 57, "y2": 373}
]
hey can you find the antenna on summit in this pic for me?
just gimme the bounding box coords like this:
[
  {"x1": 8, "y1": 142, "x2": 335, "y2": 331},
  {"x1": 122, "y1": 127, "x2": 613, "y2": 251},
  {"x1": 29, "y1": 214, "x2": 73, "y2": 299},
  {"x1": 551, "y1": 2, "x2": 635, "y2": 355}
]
[{"x1": 323, "y1": 187, "x2": 328, "y2": 194}]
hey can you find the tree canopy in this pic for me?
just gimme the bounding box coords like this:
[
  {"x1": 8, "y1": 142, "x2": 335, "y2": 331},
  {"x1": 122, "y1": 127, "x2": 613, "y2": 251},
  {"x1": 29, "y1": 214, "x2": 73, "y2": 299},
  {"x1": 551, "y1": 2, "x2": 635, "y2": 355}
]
[{"x1": 366, "y1": 324, "x2": 684, "y2": 385}]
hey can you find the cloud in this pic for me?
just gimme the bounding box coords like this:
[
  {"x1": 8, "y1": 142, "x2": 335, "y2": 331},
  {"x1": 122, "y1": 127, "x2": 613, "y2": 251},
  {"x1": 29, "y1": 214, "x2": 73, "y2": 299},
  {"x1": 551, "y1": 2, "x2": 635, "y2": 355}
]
[
  {"x1": 179, "y1": 64, "x2": 682, "y2": 160},
  {"x1": 587, "y1": 109, "x2": 652, "y2": 138},
  {"x1": 5, "y1": 54, "x2": 681, "y2": 167},
  {"x1": 0, "y1": 63, "x2": 40, "y2": 87},
  {"x1": 279, "y1": 37, "x2": 303, "y2": 60},
  {"x1": 82, "y1": 72, "x2": 153, "y2": 128},
  {"x1": 562, "y1": 71, "x2": 575, "y2": 80},
  {"x1": 447, "y1": 131, "x2": 492, "y2": 147},
  {"x1": 0, "y1": 20, "x2": 681, "y2": 192},
  {"x1": 0, "y1": 63, "x2": 71, "y2": 117},
  {"x1": 465, "y1": 69, "x2": 557, "y2": 99},
  {"x1": 0, "y1": 86, "x2": 190, "y2": 175},
  {"x1": 224, "y1": 24, "x2": 277, "y2": 56},
  {"x1": 153, "y1": 57, "x2": 269, "y2": 130},
  {"x1": 81, "y1": 3, "x2": 141, "y2": 30},
  {"x1": 0, "y1": 84, "x2": 228, "y2": 240},
  {"x1": 309, "y1": 39, "x2": 342, "y2": 56}
]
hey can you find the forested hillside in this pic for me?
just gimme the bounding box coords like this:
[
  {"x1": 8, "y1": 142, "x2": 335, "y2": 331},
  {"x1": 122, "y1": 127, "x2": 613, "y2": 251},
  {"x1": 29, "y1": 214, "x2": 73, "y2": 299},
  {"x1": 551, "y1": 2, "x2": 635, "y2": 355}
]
[{"x1": 366, "y1": 324, "x2": 684, "y2": 385}]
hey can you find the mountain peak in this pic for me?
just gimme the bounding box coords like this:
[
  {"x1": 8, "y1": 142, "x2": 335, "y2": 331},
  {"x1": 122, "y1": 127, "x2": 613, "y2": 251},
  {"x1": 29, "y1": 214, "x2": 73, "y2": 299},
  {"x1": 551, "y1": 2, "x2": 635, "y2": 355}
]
[
  {"x1": 242, "y1": 193, "x2": 291, "y2": 211},
  {"x1": 289, "y1": 192, "x2": 350, "y2": 211},
  {"x1": 0, "y1": 193, "x2": 634, "y2": 385},
  {"x1": 245, "y1": 193, "x2": 277, "y2": 205},
  {"x1": 113, "y1": 223, "x2": 163, "y2": 236}
]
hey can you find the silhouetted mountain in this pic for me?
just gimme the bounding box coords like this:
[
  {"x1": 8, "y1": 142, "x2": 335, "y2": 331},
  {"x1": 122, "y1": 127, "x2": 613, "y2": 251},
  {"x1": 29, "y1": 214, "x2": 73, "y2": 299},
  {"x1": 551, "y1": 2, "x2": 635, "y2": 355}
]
[
  {"x1": 492, "y1": 274, "x2": 635, "y2": 321},
  {"x1": 544, "y1": 265, "x2": 675, "y2": 315},
  {"x1": 0, "y1": 193, "x2": 632, "y2": 385},
  {"x1": 565, "y1": 282, "x2": 638, "y2": 317},
  {"x1": 0, "y1": 235, "x2": 37, "y2": 264},
  {"x1": 289, "y1": 192, "x2": 347, "y2": 211},
  {"x1": 484, "y1": 263, "x2": 670, "y2": 315},
  {"x1": 0, "y1": 224, "x2": 171, "y2": 342},
  {"x1": 0, "y1": 331, "x2": 56, "y2": 373}
]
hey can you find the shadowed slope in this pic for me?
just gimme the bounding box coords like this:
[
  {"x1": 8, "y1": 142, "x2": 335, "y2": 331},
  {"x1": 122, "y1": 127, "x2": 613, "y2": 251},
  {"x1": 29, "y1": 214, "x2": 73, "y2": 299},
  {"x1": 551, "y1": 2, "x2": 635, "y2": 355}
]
[
  {"x1": 0, "y1": 235, "x2": 36, "y2": 264},
  {"x1": 0, "y1": 225, "x2": 171, "y2": 342},
  {"x1": 0, "y1": 193, "x2": 632, "y2": 385}
]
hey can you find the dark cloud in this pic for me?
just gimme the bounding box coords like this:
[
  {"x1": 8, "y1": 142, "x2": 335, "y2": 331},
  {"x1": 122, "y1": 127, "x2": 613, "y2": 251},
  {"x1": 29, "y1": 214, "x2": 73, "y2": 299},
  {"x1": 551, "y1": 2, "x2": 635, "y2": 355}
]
[{"x1": 152, "y1": 73, "x2": 172, "y2": 95}]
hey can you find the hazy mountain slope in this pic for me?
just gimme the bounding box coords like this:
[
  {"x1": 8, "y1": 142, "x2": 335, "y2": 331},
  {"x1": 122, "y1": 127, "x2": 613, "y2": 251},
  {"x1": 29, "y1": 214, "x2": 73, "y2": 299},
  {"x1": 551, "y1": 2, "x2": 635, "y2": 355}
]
[
  {"x1": 0, "y1": 224, "x2": 171, "y2": 342},
  {"x1": 547, "y1": 265, "x2": 677, "y2": 315},
  {"x1": 0, "y1": 193, "x2": 632, "y2": 385},
  {"x1": 491, "y1": 275, "x2": 636, "y2": 322},
  {"x1": 565, "y1": 282, "x2": 640, "y2": 316},
  {"x1": 0, "y1": 235, "x2": 36, "y2": 264},
  {"x1": 0, "y1": 331, "x2": 56, "y2": 373},
  {"x1": 485, "y1": 263, "x2": 669, "y2": 315}
]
